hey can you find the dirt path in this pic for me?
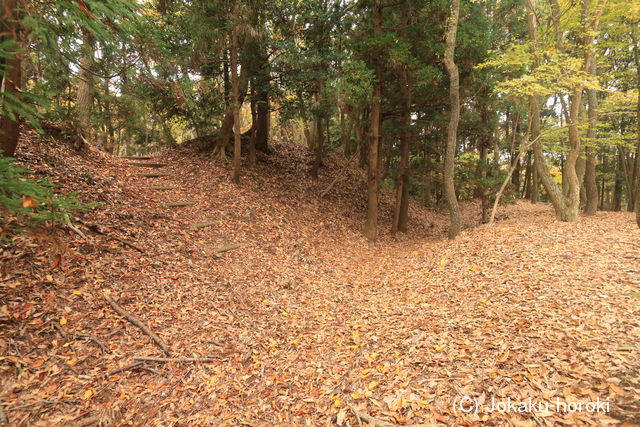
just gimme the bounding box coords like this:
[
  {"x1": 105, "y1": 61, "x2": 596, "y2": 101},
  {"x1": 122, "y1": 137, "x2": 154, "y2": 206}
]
[{"x1": 2, "y1": 144, "x2": 639, "y2": 426}]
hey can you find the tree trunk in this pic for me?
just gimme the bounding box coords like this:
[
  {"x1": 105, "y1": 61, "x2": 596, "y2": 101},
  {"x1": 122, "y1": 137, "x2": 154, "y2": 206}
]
[
  {"x1": 480, "y1": 144, "x2": 490, "y2": 223},
  {"x1": 566, "y1": 0, "x2": 607, "y2": 220},
  {"x1": 584, "y1": 58, "x2": 599, "y2": 215},
  {"x1": 253, "y1": 39, "x2": 270, "y2": 153},
  {"x1": 613, "y1": 149, "x2": 623, "y2": 211},
  {"x1": 310, "y1": 88, "x2": 324, "y2": 179},
  {"x1": 0, "y1": 0, "x2": 22, "y2": 157},
  {"x1": 531, "y1": 160, "x2": 539, "y2": 203},
  {"x1": 363, "y1": 3, "x2": 383, "y2": 241},
  {"x1": 392, "y1": 1, "x2": 413, "y2": 234},
  {"x1": 249, "y1": 88, "x2": 257, "y2": 165},
  {"x1": 392, "y1": 72, "x2": 412, "y2": 232},
  {"x1": 77, "y1": 29, "x2": 95, "y2": 148},
  {"x1": 565, "y1": 92, "x2": 583, "y2": 221},
  {"x1": 442, "y1": 0, "x2": 461, "y2": 239},
  {"x1": 216, "y1": 61, "x2": 249, "y2": 155},
  {"x1": 631, "y1": 27, "x2": 640, "y2": 226},
  {"x1": 527, "y1": 0, "x2": 567, "y2": 219},
  {"x1": 230, "y1": 26, "x2": 241, "y2": 184}
]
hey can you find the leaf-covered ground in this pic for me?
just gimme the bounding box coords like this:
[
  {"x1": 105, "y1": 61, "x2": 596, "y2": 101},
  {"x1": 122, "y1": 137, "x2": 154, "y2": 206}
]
[{"x1": 1, "y1": 132, "x2": 639, "y2": 426}]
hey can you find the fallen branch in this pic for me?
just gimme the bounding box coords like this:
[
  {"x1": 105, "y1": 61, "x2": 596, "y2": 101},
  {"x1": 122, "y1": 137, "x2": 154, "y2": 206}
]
[
  {"x1": 71, "y1": 415, "x2": 102, "y2": 427},
  {"x1": 191, "y1": 220, "x2": 217, "y2": 230},
  {"x1": 8, "y1": 399, "x2": 73, "y2": 411},
  {"x1": 128, "y1": 163, "x2": 168, "y2": 168},
  {"x1": 209, "y1": 243, "x2": 241, "y2": 254},
  {"x1": 488, "y1": 131, "x2": 537, "y2": 225},
  {"x1": 136, "y1": 172, "x2": 171, "y2": 178},
  {"x1": 320, "y1": 153, "x2": 357, "y2": 198},
  {"x1": 80, "y1": 221, "x2": 144, "y2": 253},
  {"x1": 165, "y1": 201, "x2": 197, "y2": 207},
  {"x1": 122, "y1": 156, "x2": 153, "y2": 160},
  {"x1": 351, "y1": 408, "x2": 431, "y2": 427},
  {"x1": 351, "y1": 409, "x2": 396, "y2": 427},
  {"x1": 53, "y1": 322, "x2": 110, "y2": 354},
  {"x1": 106, "y1": 361, "x2": 143, "y2": 376},
  {"x1": 104, "y1": 294, "x2": 171, "y2": 356},
  {"x1": 63, "y1": 213, "x2": 89, "y2": 240},
  {"x1": 133, "y1": 356, "x2": 218, "y2": 363}
]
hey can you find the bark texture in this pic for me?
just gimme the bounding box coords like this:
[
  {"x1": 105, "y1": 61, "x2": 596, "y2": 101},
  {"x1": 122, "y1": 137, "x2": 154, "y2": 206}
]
[{"x1": 442, "y1": 0, "x2": 461, "y2": 239}]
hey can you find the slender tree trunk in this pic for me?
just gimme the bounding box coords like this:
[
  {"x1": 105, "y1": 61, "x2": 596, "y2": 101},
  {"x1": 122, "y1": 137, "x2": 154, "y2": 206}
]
[
  {"x1": 364, "y1": 3, "x2": 383, "y2": 241},
  {"x1": 392, "y1": 1, "x2": 414, "y2": 234},
  {"x1": 584, "y1": 58, "x2": 599, "y2": 215},
  {"x1": 566, "y1": 0, "x2": 607, "y2": 220},
  {"x1": 249, "y1": 88, "x2": 257, "y2": 165},
  {"x1": 310, "y1": 88, "x2": 324, "y2": 179},
  {"x1": 480, "y1": 145, "x2": 490, "y2": 223},
  {"x1": 254, "y1": 39, "x2": 270, "y2": 153},
  {"x1": 442, "y1": 0, "x2": 461, "y2": 239},
  {"x1": 0, "y1": 0, "x2": 22, "y2": 157},
  {"x1": 613, "y1": 149, "x2": 623, "y2": 211},
  {"x1": 230, "y1": 27, "x2": 241, "y2": 184},
  {"x1": 523, "y1": 151, "x2": 531, "y2": 198},
  {"x1": 392, "y1": 74, "x2": 412, "y2": 233},
  {"x1": 528, "y1": 0, "x2": 567, "y2": 219},
  {"x1": 77, "y1": 29, "x2": 95, "y2": 148},
  {"x1": 216, "y1": 62, "x2": 249, "y2": 154},
  {"x1": 631, "y1": 27, "x2": 640, "y2": 226},
  {"x1": 531, "y1": 160, "x2": 539, "y2": 203}
]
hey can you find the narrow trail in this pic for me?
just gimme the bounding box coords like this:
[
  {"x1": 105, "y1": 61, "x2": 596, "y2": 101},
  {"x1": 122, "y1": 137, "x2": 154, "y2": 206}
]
[
  {"x1": 2, "y1": 141, "x2": 639, "y2": 425},
  {"x1": 106, "y1": 152, "x2": 640, "y2": 425}
]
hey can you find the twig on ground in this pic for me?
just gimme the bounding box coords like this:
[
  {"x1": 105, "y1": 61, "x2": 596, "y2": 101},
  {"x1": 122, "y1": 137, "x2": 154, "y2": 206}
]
[
  {"x1": 350, "y1": 408, "x2": 432, "y2": 427},
  {"x1": 351, "y1": 409, "x2": 396, "y2": 427},
  {"x1": 63, "y1": 213, "x2": 89, "y2": 240},
  {"x1": 53, "y1": 322, "x2": 110, "y2": 354},
  {"x1": 132, "y1": 356, "x2": 218, "y2": 363},
  {"x1": 104, "y1": 293, "x2": 171, "y2": 356},
  {"x1": 78, "y1": 220, "x2": 145, "y2": 253},
  {"x1": 320, "y1": 153, "x2": 358, "y2": 198},
  {"x1": 106, "y1": 361, "x2": 143, "y2": 376},
  {"x1": 210, "y1": 243, "x2": 241, "y2": 254},
  {"x1": 8, "y1": 399, "x2": 73, "y2": 411},
  {"x1": 71, "y1": 415, "x2": 101, "y2": 427}
]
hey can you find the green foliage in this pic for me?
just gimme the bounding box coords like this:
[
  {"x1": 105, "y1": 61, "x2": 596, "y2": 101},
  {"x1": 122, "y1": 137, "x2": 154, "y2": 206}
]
[
  {"x1": 479, "y1": 46, "x2": 600, "y2": 98},
  {"x1": 455, "y1": 152, "x2": 510, "y2": 202},
  {"x1": 0, "y1": 41, "x2": 46, "y2": 133},
  {"x1": 0, "y1": 154, "x2": 97, "y2": 231}
]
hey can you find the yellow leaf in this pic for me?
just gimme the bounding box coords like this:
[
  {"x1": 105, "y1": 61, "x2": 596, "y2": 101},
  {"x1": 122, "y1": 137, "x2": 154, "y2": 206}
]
[
  {"x1": 610, "y1": 384, "x2": 625, "y2": 395},
  {"x1": 60, "y1": 317, "x2": 67, "y2": 326},
  {"x1": 72, "y1": 290, "x2": 82, "y2": 296},
  {"x1": 334, "y1": 398, "x2": 341, "y2": 407},
  {"x1": 368, "y1": 381, "x2": 379, "y2": 390},
  {"x1": 434, "y1": 345, "x2": 442, "y2": 352},
  {"x1": 83, "y1": 390, "x2": 93, "y2": 399},
  {"x1": 351, "y1": 391, "x2": 362, "y2": 399}
]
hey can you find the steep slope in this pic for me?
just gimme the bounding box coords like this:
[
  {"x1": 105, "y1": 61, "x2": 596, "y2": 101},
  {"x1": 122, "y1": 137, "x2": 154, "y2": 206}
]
[{"x1": 1, "y1": 132, "x2": 638, "y2": 425}]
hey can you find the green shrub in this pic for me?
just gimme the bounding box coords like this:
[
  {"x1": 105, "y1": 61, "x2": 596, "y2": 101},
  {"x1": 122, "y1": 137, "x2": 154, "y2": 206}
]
[{"x1": 0, "y1": 153, "x2": 97, "y2": 234}]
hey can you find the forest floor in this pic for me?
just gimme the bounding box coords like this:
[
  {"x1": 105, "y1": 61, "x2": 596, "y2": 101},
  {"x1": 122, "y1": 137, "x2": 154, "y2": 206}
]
[{"x1": 1, "y1": 131, "x2": 639, "y2": 426}]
